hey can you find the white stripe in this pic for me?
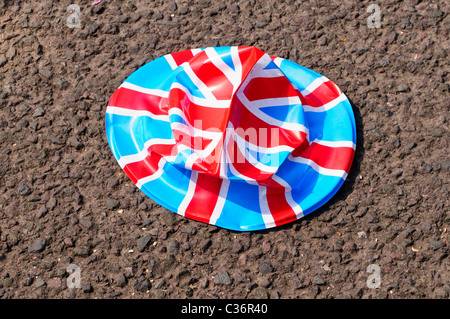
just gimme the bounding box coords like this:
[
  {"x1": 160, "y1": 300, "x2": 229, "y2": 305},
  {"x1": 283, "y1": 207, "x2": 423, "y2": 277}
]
[
  {"x1": 175, "y1": 143, "x2": 190, "y2": 155},
  {"x1": 230, "y1": 46, "x2": 242, "y2": 82},
  {"x1": 312, "y1": 139, "x2": 356, "y2": 150},
  {"x1": 300, "y1": 76, "x2": 329, "y2": 96},
  {"x1": 271, "y1": 175, "x2": 303, "y2": 218},
  {"x1": 256, "y1": 53, "x2": 275, "y2": 70},
  {"x1": 249, "y1": 68, "x2": 284, "y2": 79},
  {"x1": 167, "y1": 107, "x2": 192, "y2": 126},
  {"x1": 258, "y1": 186, "x2": 276, "y2": 229},
  {"x1": 167, "y1": 107, "x2": 185, "y2": 117},
  {"x1": 302, "y1": 93, "x2": 347, "y2": 113},
  {"x1": 170, "y1": 82, "x2": 231, "y2": 108},
  {"x1": 119, "y1": 82, "x2": 169, "y2": 98},
  {"x1": 106, "y1": 106, "x2": 170, "y2": 122},
  {"x1": 136, "y1": 167, "x2": 164, "y2": 189},
  {"x1": 249, "y1": 96, "x2": 301, "y2": 109},
  {"x1": 209, "y1": 179, "x2": 230, "y2": 225},
  {"x1": 164, "y1": 54, "x2": 178, "y2": 70},
  {"x1": 191, "y1": 48, "x2": 202, "y2": 55},
  {"x1": 248, "y1": 143, "x2": 293, "y2": 154},
  {"x1": 288, "y1": 155, "x2": 348, "y2": 179},
  {"x1": 117, "y1": 138, "x2": 176, "y2": 168},
  {"x1": 286, "y1": 191, "x2": 303, "y2": 218},
  {"x1": 273, "y1": 57, "x2": 284, "y2": 67},
  {"x1": 177, "y1": 171, "x2": 199, "y2": 216},
  {"x1": 271, "y1": 174, "x2": 293, "y2": 190},
  {"x1": 181, "y1": 62, "x2": 217, "y2": 100},
  {"x1": 184, "y1": 152, "x2": 198, "y2": 170}
]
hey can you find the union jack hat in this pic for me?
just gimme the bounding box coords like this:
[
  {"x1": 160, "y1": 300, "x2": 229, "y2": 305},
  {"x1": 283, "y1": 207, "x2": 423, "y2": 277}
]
[{"x1": 106, "y1": 46, "x2": 356, "y2": 231}]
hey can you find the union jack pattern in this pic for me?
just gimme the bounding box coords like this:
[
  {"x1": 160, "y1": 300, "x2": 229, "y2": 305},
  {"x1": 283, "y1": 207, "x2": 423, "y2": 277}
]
[{"x1": 106, "y1": 46, "x2": 356, "y2": 231}]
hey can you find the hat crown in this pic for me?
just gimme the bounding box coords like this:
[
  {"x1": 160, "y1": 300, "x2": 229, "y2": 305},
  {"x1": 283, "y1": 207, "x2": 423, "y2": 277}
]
[{"x1": 166, "y1": 46, "x2": 309, "y2": 184}]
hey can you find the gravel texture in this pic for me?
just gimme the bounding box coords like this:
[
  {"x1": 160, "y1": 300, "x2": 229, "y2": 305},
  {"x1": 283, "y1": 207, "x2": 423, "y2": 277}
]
[{"x1": 0, "y1": 0, "x2": 448, "y2": 299}]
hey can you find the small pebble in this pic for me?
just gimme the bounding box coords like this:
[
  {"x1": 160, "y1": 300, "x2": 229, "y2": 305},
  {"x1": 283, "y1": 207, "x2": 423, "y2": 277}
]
[
  {"x1": 106, "y1": 198, "x2": 119, "y2": 210},
  {"x1": 28, "y1": 239, "x2": 46, "y2": 253},
  {"x1": 33, "y1": 106, "x2": 45, "y2": 117},
  {"x1": 18, "y1": 184, "x2": 31, "y2": 196},
  {"x1": 429, "y1": 239, "x2": 445, "y2": 251},
  {"x1": 214, "y1": 270, "x2": 232, "y2": 285},
  {"x1": 136, "y1": 235, "x2": 152, "y2": 252},
  {"x1": 81, "y1": 283, "x2": 93, "y2": 293},
  {"x1": 313, "y1": 275, "x2": 326, "y2": 286},
  {"x1": 167, "y1": 240, "x2": 180, "y2": 254},
  {"x1": 134, "y1": 276, "x2": 151, "y2": 292},
  {"x1": 114, "y1": 273, "x2": 127, "y2": 288},
  {"x1": 179, "y1": 7, "x2": 189, "y2": 15},
  {"x1": 259, "y1": 261, "x2": 274, "y2": 274},
  {"x1": 35, "y1": 278, "x2": 46, "y2": 288}
]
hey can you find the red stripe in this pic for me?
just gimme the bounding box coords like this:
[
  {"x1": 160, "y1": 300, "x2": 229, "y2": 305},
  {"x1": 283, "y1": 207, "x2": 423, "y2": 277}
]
[
  {"x1": 243, "y1": 76, "x2": 298, "y2": 101},
  {"x1": 191, "y1": 160, "x2": 220, "y2": 178},
  {"x1": 292, "y1": 142, "x2": 355, "y2": 173},
  {"x1": 265, "y1": 181, "x2": 298, "y2": 226},
  {"x1": 148, "y1": 144, "x2": 176, "y2": 157},
  {"x1": 189, "y1": 50, "x2": 234, "y2": 100},
  {"x1": 171, "y1": 50, "x2": 195, "y2": 66},
  {"x1": 169, "y1": 88, "x2": 231, "y2": 130},
  {"x1": 237, "y1": 46, "x2": 266, "y2": 81},
  {"x1": 184, "y1": 173, "x2": 222, "y2": 223},
  {"x1": 108, "y1": 87, "x2": 169, "y2": 114},
  {"x1": 122, "y1": 154, "x2": 162, "y2": 184},
  {"x1": 298, "y1": 81, "x2": 342, "y2": 107}
]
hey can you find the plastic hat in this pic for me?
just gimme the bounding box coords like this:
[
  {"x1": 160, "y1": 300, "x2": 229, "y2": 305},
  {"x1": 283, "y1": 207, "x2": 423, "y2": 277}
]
[{"x1": 105, "y1": 46, "x2": 356, "y2": 231}]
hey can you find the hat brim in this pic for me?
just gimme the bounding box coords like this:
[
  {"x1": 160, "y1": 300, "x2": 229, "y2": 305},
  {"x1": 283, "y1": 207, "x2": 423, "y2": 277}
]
[{"x1": 105, "y1": 48, "x2": 356, "y2": 231}]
